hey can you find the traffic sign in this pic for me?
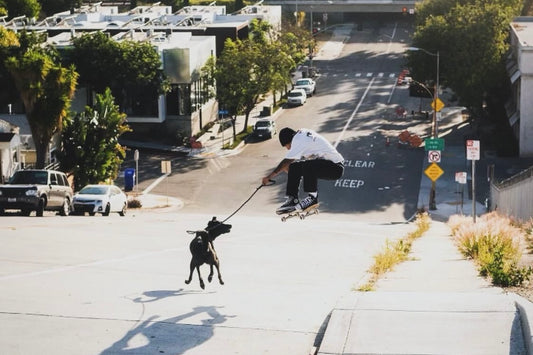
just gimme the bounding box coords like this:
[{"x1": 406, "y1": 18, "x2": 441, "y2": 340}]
[
  {"x1": 455, "y1": 171, "x2": 467, "y2": 184},
  {"x1": 424, "y1": 162, "x2": 444, "y2": 182},
  {"x1": 431, "y1": 98, "x2": 445, "y2": 112},
  {"x1": 428, "y1": 150, "x2": 441, "y2": 163},
  {"x1": 466, "y1": 140, "x2": 480, "y2": 160},
  {"x1": 424, "y1": 138, "x2": 445, "y2": 151}
]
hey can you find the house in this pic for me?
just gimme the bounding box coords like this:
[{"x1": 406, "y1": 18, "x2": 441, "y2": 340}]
[{"x1": 0, "y1": 118, "x2": 23, "y2": 182}]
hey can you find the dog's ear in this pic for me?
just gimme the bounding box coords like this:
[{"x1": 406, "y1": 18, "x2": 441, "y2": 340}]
[{"x1": 211, "y1": 216, "x2": 217, "y2": 221}]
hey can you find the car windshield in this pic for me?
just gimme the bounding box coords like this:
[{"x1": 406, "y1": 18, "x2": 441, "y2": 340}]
[
  {"x1": 255, "y1": 121, "x2": 271, "y2": 128},
  {"x1": 295, "y1": 79, "x2": 310, "y2": 86},
  {"x1": 79, "y1": 186, "x2": 108, "y2": 195},
  {"x1": 288, "y1": 91, "x2": 303, "y2": 97},
  {"x1": 9, "y1": 171, "x2": 48, "y2": 185}
]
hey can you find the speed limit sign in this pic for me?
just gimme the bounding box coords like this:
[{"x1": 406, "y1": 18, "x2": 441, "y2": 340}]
[{"x1": 428, "y1": 150, "x2": 441, "y2": 163}]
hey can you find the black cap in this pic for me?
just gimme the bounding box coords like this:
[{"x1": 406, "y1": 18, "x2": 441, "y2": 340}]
[{"x1": 279, "y1": 127, "x2": 296, "y2": 146}]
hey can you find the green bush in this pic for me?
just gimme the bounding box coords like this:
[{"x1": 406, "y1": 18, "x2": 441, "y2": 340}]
[{"x1": 449, "y1": 212, "x2": 532, "y2": 287}]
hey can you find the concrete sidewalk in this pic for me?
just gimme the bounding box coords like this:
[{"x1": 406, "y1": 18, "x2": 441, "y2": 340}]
[{"x1": 317, "y1": 221, "x2": 533, "y2": 354}]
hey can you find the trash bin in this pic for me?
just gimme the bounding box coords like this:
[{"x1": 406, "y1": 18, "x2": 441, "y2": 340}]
[{"x1": 124, "y1": 168, "x2": 135, "y2": 191}]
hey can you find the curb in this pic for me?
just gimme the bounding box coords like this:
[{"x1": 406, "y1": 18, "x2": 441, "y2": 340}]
[{"x1": 511, "y1": 293, "x2": 533, "y2": 355}]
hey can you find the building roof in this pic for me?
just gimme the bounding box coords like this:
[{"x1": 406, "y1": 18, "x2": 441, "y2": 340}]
[
  {"x1": 0, "y1": 132, "x2": 16, "y2": 142},
  {"x1": 511, "y1": 17, "x2": 533, "y2": 47}
]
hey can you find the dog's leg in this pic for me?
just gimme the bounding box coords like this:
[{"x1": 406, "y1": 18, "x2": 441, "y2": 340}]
[
  {"x1": 208, "y1": 263, "x2": 214, "y2": 283},
  {"x1": 196, "y1": 266, "x2": 205, "y2": 289},
  {"x1": 214, "y1": 258, "x2": 224, "y2": 285},
  {"x1": 184, "y1": 259, "x2": 195, "y2": 285}
]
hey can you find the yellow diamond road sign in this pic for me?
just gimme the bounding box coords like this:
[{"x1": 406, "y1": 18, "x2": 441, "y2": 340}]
[
  {"x1": 424, "y1": 162, "x2": 444, "y2": 182},
  {"x1": 431, "y1": 98, "x2": 445, "y2": 112}
]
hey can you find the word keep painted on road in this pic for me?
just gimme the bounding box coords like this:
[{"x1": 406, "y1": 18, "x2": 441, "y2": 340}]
[
  {"x1": 334, "y1": 159, "x2": 375, "y2": 189},
  {"x1": 466, "y1": 140, "x2": 480, "y2": 160}
]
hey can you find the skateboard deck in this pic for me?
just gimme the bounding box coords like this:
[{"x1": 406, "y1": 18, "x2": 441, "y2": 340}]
[{"x1": 280, "y1": 204, "x2": 319, "y2": 222}]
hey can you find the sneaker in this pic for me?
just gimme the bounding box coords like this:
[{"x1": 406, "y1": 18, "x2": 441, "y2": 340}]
[
  {"x1": 276, "y1": 196, "x2": 299, "y2": 215},
  {"x1": 297, "y1": 194, "x2": 318, "y2": 211}
]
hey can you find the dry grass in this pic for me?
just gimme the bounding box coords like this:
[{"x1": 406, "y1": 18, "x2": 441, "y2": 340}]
[
  {"x1": 448, "y1": 212, "x2": 532, "y2": 287},
  {"x1": 357, "y1": 213, "x2": 430, "y2": 291}
]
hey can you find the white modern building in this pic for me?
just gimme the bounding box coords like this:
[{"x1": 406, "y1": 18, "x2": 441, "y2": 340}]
[{"x1": 508, "y1": 17, "x2": 533, "y2": 157}]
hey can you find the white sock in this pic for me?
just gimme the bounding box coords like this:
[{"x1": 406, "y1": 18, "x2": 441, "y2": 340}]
[{"x1": 308, "y1": 192, "x2": 317, "y2": 198}]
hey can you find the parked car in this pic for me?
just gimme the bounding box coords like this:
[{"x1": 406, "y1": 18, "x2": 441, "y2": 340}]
[
  {"x1": 71, "y1": 184, "x2": 127, "y2": 216},
  {"x1": 287, "y1": 89, "x2": 307, "y2": 106},
  {"x1": 253, "y1": 118, "x2": 276, "y2": 140},
  {"x1": 293, "y1": 78, "x2": 316, "y2": 96},
  {"x1": 0, "y1": 169, "x2": 73, "y2": 216}
]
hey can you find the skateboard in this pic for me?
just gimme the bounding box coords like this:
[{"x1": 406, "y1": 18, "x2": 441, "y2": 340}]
[{"x1": 280, "y1": 204, "x2": 319, "y2": 222}]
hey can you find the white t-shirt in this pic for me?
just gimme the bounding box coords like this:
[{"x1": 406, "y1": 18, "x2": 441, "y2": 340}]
[{"x1": 285, "y1": 129, "x2": 344, "y2": 164}]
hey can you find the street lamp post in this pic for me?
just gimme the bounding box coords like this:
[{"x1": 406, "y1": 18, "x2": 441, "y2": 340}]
[{"x1": 407, "y1": 47, "x2": 440, "y2": 210}]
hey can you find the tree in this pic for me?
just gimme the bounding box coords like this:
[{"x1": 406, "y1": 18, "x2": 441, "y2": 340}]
[
  {"x1": 0, "y1": 26, "x2": 20, "y2": 110},
  {"x1": 60, "y1": 88, "x2": 130, "y2": 191},
  {"x1": 68, "y1": 32, "x2": 166, "y2": 114},
  {"x1": 215, "y1": 38, "x2": 273, "y2": 134},
  {"x1": 5, "y1": 35, "x2": 78, "y2": 168},
  {"x1": 213, "y1": 19, "x2": 309, "y2": 134},
  {"x1": 409, "y1": 0, "x2": 521, "y2": 114},
  {"x1": 3, "y1": 0, "x2": 41, "y2": 18}
]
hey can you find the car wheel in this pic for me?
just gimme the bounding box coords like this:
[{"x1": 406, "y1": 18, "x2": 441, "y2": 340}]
[
  {"x1": 36, "y1": 197, "x2": 46, "y2": 217},
  {"x1": 59, "y1": 198, "x2": 71, "y2": 216},
  {"x1": 0, "y1": 208, "x2": 4, "y2": 216},
  {"x1": 119, "y1": 203, "x2": 127, "y2": 216},
  {"x1": 102, "y1": 203, "x2": 111, "y2": 216}
]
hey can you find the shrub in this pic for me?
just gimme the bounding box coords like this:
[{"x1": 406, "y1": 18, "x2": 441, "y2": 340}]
[
  {"x1": 449, "y1": 212, "x2": 532, "y2": 287},
  {"x1": 128, "y1": 198, "x2": 142, "y2": 209}
]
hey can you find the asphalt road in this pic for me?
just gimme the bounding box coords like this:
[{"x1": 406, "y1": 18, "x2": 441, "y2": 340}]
[{"x1": 0, "y1": 18, "x2": 435, "y2": 355}]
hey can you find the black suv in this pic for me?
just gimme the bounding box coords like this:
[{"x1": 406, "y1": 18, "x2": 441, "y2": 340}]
[{"x1": 0, "y1": 169, "x2": 73, "y2": 216}]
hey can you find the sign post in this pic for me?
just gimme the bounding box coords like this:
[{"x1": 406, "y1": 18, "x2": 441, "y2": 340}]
[
  {"x1": 134, "y1": 149, "x2": 139, "y2": 191},
  {"x1": 466, "y1": 140, "x2": 480, "y2": 222},
  {"x1": 455, "y1": 172, "x2": 467, "y2": 214}
]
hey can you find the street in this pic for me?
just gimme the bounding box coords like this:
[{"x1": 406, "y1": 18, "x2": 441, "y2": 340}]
[{"x1": 0, "y1": 18, "x2": 433, "y2": 355}]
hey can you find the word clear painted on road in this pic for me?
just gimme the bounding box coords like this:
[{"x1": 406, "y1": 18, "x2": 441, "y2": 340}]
[
  {"x1": 466, "y1": 140, "x2": 480, "y2": 160},
  {"x1": 428, "y1": 150, "x2": 441, "y2": 163},
  {"x1": 344, "y1": 160, "x2": 375, "y2": 168},
  {"x1": 424, "y1": 162, "x2": 444, "y2": 182}
]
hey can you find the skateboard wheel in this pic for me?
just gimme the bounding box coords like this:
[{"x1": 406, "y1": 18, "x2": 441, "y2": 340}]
[
  {"x1": 281, "y1": 216, "x2": 287, "y2": 222},
  {"x1": 299, "y1": 214, "x2": 305, "y2": 220}
]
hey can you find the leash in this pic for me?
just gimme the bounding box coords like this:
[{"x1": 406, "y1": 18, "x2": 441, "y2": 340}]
[
  {"x1": 220, "y1": 180, "x2": 275, "y2": 224},
  {"x1": 186, "y1": 180, "x2": 275, "y2": 234}
]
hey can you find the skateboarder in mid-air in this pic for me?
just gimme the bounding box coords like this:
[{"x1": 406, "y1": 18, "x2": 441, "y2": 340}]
[{"x1": 262, "y1": 127, "x2": 345, "y2": 215}]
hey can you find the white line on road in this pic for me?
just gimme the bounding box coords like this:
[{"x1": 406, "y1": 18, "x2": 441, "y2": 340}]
[
  {"x1": 0, "y1": 248, "x2": 181, "y2": 281},
  {"x1": 334, "y1": 78, "x2": 375, "y2": 148}
]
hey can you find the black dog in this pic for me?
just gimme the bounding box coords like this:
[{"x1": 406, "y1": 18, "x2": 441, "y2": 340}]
[{"x1": 185, "y1": 217, "x2": 232, "y2": 289}]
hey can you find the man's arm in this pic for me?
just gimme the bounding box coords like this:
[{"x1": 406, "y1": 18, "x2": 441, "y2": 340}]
[{"x1": 262, "y1": 158, "x2": 294, "y2": 185}]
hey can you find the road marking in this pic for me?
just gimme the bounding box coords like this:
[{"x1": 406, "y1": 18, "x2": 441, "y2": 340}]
[
  {"x1": 0, "y1": 248, "x2": 182, "y2": 281},
  {"x1": 334, "y1": 78, "x2": 375, "y2": 148},
  {"x1": 143, "y1": 173, "x2": 170, "y2": 194}
]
